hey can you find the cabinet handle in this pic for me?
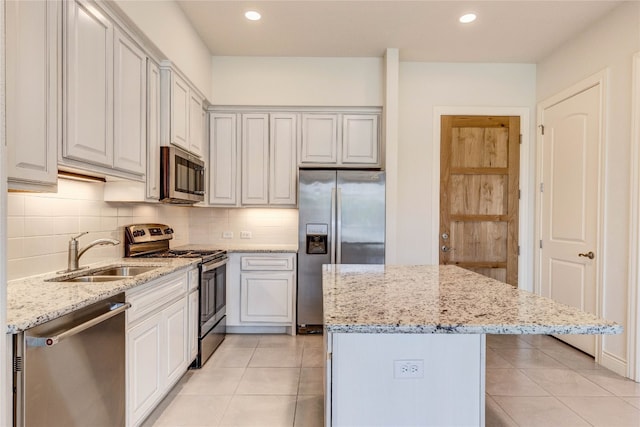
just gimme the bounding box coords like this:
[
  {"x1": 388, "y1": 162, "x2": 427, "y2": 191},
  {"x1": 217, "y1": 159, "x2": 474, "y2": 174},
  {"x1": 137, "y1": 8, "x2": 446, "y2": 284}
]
[{"x1": 26, "y1": 302, "x2": 130, "y2": 347}]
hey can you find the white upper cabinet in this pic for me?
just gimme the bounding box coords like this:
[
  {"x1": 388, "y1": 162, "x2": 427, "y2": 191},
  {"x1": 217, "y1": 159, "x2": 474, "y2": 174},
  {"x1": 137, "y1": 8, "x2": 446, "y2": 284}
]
[
  {"x1": 270, "y1": 114, "x2": 298, "y2": 205},
  {"x1": 242, "y1": 114, "x2": 270, "y2": 205},
  {"x1": 300, "y1": 114, "x2": 338, "y2": 164},
  {"x1": 113, "y1": 28, "x2": 146, "y2": 175},
  {"x1": 342, "y1": 114, "x2": 379, "y2": 165},
  {"x1": 161, "y1": 63, "x2": 205, "y2": 158},
  {"x1": 62, "y1": 0, "x2": 147, "y2": 179},
  {"x1": 6, "y1": 0, "x2": 60, "y2": 191},
  {"x1": 146, "y1": 59, "x2": 161, "y2": 200},
  {"x1": 209, "y1": 113, "x2": 239, "y2": 205},
  {"x1": 63, "y1": 0, "x2": 114, "y2": 168},
  {"x1": 170, "y1": 72, "x2": 190, "y2": 151},
  {"x1": 300, "y1": 112, "x2": 381, "y2": 167},
  {"x1": 189, "y1": 92, "x2": 205, "y2": 157},
  {"x1": 209, "y1": 111, "x2": 298, "y2": 207}
]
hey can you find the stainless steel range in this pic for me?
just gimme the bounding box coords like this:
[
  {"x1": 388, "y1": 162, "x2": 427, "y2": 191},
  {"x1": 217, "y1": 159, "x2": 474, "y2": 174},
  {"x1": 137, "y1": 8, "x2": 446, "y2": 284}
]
[{"x1": 124, "y1": 224, "x2": 227, "y2": 368}]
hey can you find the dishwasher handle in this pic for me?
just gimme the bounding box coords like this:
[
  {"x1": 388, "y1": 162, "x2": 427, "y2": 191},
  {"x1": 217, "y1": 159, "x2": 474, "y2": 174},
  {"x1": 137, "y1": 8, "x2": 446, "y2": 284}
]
[{"x1": 26, "y1": 302, "x2": 131, "y2": 347}]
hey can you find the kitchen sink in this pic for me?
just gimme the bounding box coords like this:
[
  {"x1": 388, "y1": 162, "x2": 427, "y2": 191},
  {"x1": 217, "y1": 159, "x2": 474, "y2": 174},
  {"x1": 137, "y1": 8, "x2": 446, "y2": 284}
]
[
  {"x1": 46, "y1": 265, "x2": 160, "y2": 283},
  {"x1": 90, "y1": 266, "x2": 158, "y2": 277},
  {"x1": 62, "y1": 276, "x2": 125, "y2": 283}
]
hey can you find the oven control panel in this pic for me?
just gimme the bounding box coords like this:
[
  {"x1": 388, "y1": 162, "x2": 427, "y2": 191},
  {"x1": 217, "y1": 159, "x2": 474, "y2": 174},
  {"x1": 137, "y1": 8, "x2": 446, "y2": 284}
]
[{"x1": 125, "y1": 223, "x2": 173, "y2": 244}]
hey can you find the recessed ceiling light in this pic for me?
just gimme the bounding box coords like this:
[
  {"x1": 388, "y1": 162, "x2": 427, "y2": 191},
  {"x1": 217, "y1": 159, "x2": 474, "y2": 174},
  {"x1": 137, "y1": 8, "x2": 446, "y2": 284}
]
[
  {"x1": 245, "y1": 10, "x2": 261, "y2": 21},
  {"x1": 459, "y1": 13, "x2": 477, "y2": 24}
]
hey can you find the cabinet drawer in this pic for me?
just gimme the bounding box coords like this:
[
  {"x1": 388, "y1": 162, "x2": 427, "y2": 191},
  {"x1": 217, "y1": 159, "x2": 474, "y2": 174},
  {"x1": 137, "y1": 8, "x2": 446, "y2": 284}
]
[
  {"x1": 126, "y1": 271, "x2": 188, "y2": 325},
  {"x1": 241, "y1": 255, "x2": 294, "y2": 271}
]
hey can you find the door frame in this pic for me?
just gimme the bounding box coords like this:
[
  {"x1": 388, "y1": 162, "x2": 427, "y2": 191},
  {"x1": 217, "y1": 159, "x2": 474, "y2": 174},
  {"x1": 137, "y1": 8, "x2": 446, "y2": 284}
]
[
  {"x1": 433, "y1": 107, "x2": 531, "y2": 290},
  {"x1": 629, "y1": 52, "x2": 640, "y2": 381},
  {"x1": 535, "y1": 70, "x2": 608, "y2": 367}
]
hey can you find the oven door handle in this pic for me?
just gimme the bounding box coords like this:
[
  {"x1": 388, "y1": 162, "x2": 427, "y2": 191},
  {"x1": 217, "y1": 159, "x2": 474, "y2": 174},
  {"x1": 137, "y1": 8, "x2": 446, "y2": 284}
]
[{"x1": 201, "y1": 258, "x2": 228, "y2": 272}]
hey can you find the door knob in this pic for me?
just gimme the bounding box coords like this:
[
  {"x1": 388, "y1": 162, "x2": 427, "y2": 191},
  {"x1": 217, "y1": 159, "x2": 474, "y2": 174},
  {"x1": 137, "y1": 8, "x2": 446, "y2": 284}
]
[
  {"x1": 441, "y1": 245, "x2": 451, "y2": 253},
  {"x1": 578, "y1": 251, "x2": 595, "y2": 260}
]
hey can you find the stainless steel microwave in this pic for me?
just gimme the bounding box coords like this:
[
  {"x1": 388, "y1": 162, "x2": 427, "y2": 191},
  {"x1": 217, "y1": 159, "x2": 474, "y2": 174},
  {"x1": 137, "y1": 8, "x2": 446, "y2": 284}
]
[{"x1": 160, "y1": 146, "x2": 205, "y2": 204}]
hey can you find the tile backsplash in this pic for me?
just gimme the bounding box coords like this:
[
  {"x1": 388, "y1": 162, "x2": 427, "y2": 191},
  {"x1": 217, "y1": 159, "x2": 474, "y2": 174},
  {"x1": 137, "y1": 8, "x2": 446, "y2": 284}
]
[
  {"x1": 188, "y1": 207, "x2": 298, "y2": 246},
  {"x1": 7, "y1": 178, "x2": 298, "y2": 281}
]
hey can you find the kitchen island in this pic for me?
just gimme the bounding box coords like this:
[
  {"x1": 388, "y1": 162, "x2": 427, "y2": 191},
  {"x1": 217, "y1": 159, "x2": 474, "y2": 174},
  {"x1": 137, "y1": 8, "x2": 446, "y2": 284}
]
[{"x1": 322, "y1": 264, "x2": 622, "y2": 427}]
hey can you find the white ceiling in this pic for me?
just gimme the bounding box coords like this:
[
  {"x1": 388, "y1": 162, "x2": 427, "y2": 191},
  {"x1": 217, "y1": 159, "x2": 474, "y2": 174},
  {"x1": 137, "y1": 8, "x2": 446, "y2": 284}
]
[{"x1": 176, "y1": 0, "x2": 622, "y2": 63}]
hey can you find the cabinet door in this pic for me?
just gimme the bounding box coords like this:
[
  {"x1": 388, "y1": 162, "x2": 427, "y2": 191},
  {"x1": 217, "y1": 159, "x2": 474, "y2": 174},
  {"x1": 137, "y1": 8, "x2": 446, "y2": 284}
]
[
  {"x1": 6, "y1": 0, "x2": 59, "y2": 189},
  {"x1": 164, "y1": 297, "x2": 189, "y2": 387},
  {"x1": 240, "y1": 271, "x2": 294, "y2": 323},
  {"x1": 146, "y1": 59, "x2": 161, "y2": 199},
  {"x1": 241, "y1": 114, "x2": 269, "y2": 205},
  {"x1": 127, "y1": 312, "x2": 163, "y2": 427},
  {"x1": 188, "y1": 290, "x2": 199, "y2": 362},
  {"x1": 300, "y1": 114, "x2": 338, "y2": 164},
  {"x1": 189, "y1": 93, "x2": 204, "y2": 157},
  {"x1": 113, "y1": 28, "x2": 146, "y2": 175},
  {"x1": 270, "y1": 114, "x2": 298, "y2": 205},
  {"x1": 64, "y1": 0, "x2": 113, "y2": 167},
  {"x1": 170, "y1": 72, "x2": 190, "y2": 151},
  {"x1": 342, "y1": 114, "x2": 379, "y2": 165},
  {"x1": 209, "y1": 113, "x2": 238, "y2": 205}
]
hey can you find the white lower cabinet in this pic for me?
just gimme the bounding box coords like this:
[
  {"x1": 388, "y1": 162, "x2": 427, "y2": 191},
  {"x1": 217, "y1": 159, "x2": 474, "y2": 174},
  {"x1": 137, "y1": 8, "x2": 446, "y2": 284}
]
[
  {"x1": 227, "y1": 253, "x2": 296, "y2": 334},
  {"x1": 240, "y1": 271, "x2": 294, "y2": 323},
  {"x1": 188, "y1": 268, "x2": 200, "y2": 362},
  {"x1": 127, "y1": 312, "x2": 163, "y2": 426},
  {"x1": 126, "y1": 268, "x2": 195, "y2": 427}
]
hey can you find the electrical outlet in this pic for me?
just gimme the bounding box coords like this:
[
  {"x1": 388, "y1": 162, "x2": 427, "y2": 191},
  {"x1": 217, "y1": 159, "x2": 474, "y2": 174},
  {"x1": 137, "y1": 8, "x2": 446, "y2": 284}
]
[
  {"x1": 222, "y1": 231, "x2": 233, "y2": 239},
  {"x1": 393, "y1": 359, "x2": 424, "y2": 379},
  {"x1": 240, "y1": 231, "x2": 252, "y2": 239}
]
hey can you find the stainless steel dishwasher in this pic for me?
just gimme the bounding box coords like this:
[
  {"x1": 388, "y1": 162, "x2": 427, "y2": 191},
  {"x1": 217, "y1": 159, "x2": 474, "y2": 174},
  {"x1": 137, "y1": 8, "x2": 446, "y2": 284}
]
[{"x1": 13, "y1": 293, "x2": 130, "y2": 427}]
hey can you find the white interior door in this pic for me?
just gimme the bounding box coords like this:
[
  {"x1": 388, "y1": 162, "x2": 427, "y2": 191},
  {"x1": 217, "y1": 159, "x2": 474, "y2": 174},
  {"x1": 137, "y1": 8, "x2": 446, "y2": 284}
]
[{"x1": 540, "y1": 84, "x2": 601, "y2": 356}]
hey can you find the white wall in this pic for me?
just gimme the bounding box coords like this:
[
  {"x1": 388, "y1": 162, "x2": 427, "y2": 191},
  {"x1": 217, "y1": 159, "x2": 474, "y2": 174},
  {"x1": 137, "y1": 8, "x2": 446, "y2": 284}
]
[
  {"x1": 536, "y1": 1, "x2": 640, "y2": 376},
  {"x1": 0, "y1": 0, "x2": 9, "y2": 421},
  {"x1": 210, "y1": 56, "x2": 383, "y2": 106},
  {"x1": 113, "y1": 0, "x2": 212, "y2": 100},
  {"x1": 396, "y1": 62, "x2": 537, "y2": 268}
]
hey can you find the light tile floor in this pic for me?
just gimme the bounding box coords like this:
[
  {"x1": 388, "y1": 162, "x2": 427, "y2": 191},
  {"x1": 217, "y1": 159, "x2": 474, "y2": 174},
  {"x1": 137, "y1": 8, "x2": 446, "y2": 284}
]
[{"x1": 143, "y1": 334, "x2": 640, "y2": 427}]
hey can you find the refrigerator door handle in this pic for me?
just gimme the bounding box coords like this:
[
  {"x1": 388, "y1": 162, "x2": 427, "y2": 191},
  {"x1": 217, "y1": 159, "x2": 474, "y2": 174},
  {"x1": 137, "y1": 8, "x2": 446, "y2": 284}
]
[
  {"x1": 330, "y1": 188, "x2": 336, "y2": 264},
  {"x1": 336, "y1": 187, "x2": 342, "y2": 264}
]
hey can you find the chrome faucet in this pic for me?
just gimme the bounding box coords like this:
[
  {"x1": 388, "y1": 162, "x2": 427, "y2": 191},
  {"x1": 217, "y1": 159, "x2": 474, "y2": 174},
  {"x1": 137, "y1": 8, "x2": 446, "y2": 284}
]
[{"x1": 67, "y1": 232, "x2": 120, "y2": 272}]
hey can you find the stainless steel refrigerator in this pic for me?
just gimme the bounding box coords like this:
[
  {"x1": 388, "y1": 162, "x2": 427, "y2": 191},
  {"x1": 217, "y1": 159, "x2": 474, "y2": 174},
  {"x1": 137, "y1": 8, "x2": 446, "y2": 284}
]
[{"x1": 297, "y1": 170, "x2": 385, "y2": 333}]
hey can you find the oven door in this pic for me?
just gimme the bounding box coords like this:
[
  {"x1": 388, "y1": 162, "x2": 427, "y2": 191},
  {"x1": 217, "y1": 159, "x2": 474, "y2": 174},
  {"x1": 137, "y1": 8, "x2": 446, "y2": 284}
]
[{"x1": 200, "y1": 258, "x2": 227, "y2": 334}]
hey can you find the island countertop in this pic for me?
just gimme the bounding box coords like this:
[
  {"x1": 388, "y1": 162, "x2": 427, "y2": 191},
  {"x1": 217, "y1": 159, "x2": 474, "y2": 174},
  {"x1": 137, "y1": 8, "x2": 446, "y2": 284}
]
[{"x1": 322, "y1": 264, "x2": 622, "y2": 335}]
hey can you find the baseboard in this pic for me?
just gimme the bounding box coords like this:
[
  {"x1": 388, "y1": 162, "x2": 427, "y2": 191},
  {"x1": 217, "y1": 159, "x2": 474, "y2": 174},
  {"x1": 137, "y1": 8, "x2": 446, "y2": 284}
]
[{"x1": 600, "y1": 350, "x2": 628, "y2": 378}]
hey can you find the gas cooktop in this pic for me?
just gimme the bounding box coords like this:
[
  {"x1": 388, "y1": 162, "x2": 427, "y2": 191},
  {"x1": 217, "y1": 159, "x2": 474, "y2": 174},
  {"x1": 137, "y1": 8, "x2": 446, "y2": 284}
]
[{"x1": 124, "y1": 224, "x2": 225, "y2": 262}]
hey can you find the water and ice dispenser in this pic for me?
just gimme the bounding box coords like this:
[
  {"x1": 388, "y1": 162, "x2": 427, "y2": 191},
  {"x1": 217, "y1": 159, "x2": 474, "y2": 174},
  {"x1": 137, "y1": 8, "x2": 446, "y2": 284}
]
[{"x1": 306, "y1": 224, "x2": 328, "y2": 254}]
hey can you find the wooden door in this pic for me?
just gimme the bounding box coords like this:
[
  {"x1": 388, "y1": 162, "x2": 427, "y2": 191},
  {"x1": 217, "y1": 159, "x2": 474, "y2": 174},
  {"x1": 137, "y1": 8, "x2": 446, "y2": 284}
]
[
  {"x1": 539, "y1": 85, "x2": 601, "y2": 356},
  {"x1": 440, "y1": 116, "x2": 520, "y2": 285}
]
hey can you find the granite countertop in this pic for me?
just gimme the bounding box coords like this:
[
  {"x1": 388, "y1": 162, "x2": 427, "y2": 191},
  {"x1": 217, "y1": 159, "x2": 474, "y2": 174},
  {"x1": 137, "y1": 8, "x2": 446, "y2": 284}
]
[
  {"x1": 6, "y1": 258, "x2": 200, "y2": 334},
  {"x1": 323, "y1": 264, "x2": 623, "y2": 335},
  {"x1": 173, "y1": 243, "x2": 298, "y2": 253}
]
